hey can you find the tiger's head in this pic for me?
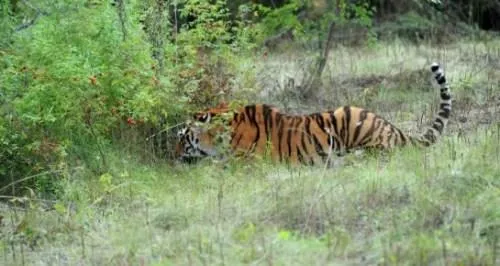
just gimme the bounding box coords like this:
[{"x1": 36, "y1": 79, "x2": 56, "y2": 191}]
[{"x1": 175, "y1": 102, "x2": 231, "y2": 162}]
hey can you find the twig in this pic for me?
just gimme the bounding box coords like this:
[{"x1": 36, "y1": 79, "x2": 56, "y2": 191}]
[
  {"x1": 14, "y1": 13, "x2": 41, "y2": 32},
  {"x1": 86, "y1": 122, "x2": 108, "y2": 172},
  {"x1": 114, "y1": 0, "x2": 128, "y2": 41},
  {"x1": 145, "y1": 122, "x2": 186, "y2": 141},
  {"x1": 303, "y1": 129, "x2": 336, "y2": 234},
  {"x1": 0, "y1": 170, "x2": 65, "y2": 193}
]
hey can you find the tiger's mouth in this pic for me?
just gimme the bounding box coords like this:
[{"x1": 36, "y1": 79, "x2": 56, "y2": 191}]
[{"x1": 177, "y1": 142, "x2": 218, "y2": 163}]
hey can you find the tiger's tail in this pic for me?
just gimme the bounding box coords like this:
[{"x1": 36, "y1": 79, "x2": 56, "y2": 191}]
[{"x1": 412, "y1": 62, "x2": 452, "y2": 146}]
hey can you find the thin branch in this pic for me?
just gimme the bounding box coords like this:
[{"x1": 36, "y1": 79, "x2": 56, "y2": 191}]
[
  {"x1": 14, "y1": 12, "x2": 41, "y2": 32},
  {"x1": 145, "y1": 122, "x2": 186, "y2": 141},
  {"x1": 14, "y1": 0, "x2": 49, "y2": 32},
  {"x1": 304, "y1": 21, "x2": 336, "y2": 95},
  {"x1": 0, "y1": 170, "x2": 66, "y2": 193},
  {"x1": 114, "y1": 0, "x2": 128, "y2": 41}
]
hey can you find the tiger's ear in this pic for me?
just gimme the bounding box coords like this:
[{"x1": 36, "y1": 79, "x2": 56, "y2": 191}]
[{"x1": 193, "y1": 111, "x2": 211, "y2": 123}]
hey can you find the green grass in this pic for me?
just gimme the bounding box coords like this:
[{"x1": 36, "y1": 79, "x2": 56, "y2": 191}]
[
  {"x1": 2, "y1": 38, "x2": 500, "y2": 265},
  {"x1": 2, "y1": 125, "x2": 500, "y2": 265}
]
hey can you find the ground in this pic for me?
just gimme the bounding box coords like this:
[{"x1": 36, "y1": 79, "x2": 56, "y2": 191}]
[{"x1": 1, "y1": 39, "x2": 500, "y2": 265}]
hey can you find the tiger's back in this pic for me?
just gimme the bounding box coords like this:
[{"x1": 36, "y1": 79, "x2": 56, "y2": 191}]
[{"x1": 229, "y1": 104, "x2": 338, "y2": 165}]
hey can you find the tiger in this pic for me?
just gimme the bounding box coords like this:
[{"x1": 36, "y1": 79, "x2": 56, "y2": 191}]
[{"x1": 175, "y1": 62, "x2": 451, "y2": 165}]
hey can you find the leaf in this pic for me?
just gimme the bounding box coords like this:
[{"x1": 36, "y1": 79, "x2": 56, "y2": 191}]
[
  {"x1": 278, "y1": 230, "x2": 291, "y2": 241},
  {"x1": 233, "y1": 222, "x2": 256, "y2": 243},
  {"x1": 54, "y1": 202, "x2": 66, "y2": 215},
  {"x1": 99, "y1": 173, "x2": 113, "y2": 190}
]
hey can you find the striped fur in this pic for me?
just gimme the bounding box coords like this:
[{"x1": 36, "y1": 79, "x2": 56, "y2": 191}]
[{"x1": 176, "y1": 63, "x2": 451, "y2": 165}]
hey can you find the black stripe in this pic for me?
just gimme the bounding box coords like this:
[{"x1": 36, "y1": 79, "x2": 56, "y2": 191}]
[
  {"x1": 394, "y1": 127, "x2": 407, "y2": 145},
  {"x1": 252, "y1": 124, "x2": 260, "y2": 149},
  {"x1": 432, "y1": 118, "x2": 444, "y2": 132},
  {"x1": 437, "y1": 75, "x2": 446, "y2": 85},
  {"x1": 438, "y1": 110, "x2": 450, "y2": 119},
  {"x1": 246, "y1": 105, "x2": 261, "y2": 151},
  {"x1": 297, "y1": 148, "x2": 304, "y2": 164},
  {"x1": 431, "y1": 124, "x2": 442, "y2": 133},
  {"x1": 245, "y1": 105, "x2": 254, "y2": 121},
  {"x1": 232, "y1": 114, "x2": 246, "y2": 138},
  {"x1": 314, "y1": 114, "x2": 328, "y2": 135},
  {"x1": 441, "y1": 93, "x2": 451, "y2": 100},
  {"x1": 359, "y1": 116, "x2": 378, "y2": 145},
  {"x1": 263, "y1": 105, "x2": 273, "y2": 141},
  {"x1": 379, "y1": 121, "x2": 389, "y2": 143},
  {"x1": 329, "y1": 112, "x2": 339, "y2": 136},
  {"x1": 233, "y1": 113, "x2": 245, "y2": 131},
  {"x1": 328, "y1": 112, "x2": 340, "y2": 152},
  {"x1": 290, "y1": 117, "x2": 303, "y2": 159},
  {"x1": 386, "y1": 125, "x2": 395, "y2": 146},
  {"x1": 352, "y1": 110, "x2": 368, "y2": 146},
  {"x1": 312, "y1": 134, "x2": 327, "y2": 158},
  {"x1": 305, "y1": 116, "x2": 312, "y2": 139},
  {"x1": 343, "y1": 106, "x2": 351, "y2": 146},
  {"x1": 440, "y1": 103, "x2": 450, "y2": 110},
  {"x1": 304, "y1": 117, "x2": 315, "y2": 158},
  {"x1": 277, "y1": 114, "x2": 284, "y2": 162},
  {"x1": 286, "y1": 118, "x2": 293, "y2": 159},
  {"x1": 369, "y1": 119, "x2": 383, "y2": 145},
  {"x1": 300, "y1": 131, "x2": 308, "y2": 158},
  {"x1": 247, "y1": 105, "x2": 257, "y2": 126},
  {"x1": 234, "y1": 133, "x2": 244, "y2": 147}
]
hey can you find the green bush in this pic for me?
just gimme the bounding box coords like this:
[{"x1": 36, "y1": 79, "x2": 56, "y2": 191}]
[
  {"x1": 0, "y1": 0, "x2": 265, "y2": 194},
  {"x1": 0, "y1": 1, "x2": 161, "y2": 193}
]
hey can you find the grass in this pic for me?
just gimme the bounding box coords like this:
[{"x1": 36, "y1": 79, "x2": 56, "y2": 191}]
[
  {"x1": 2, "y1": 38, "x2": 500, "y2": 265},
  {"x1": 3, "y1": 124, "x2": 500, "y2": 265}
]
